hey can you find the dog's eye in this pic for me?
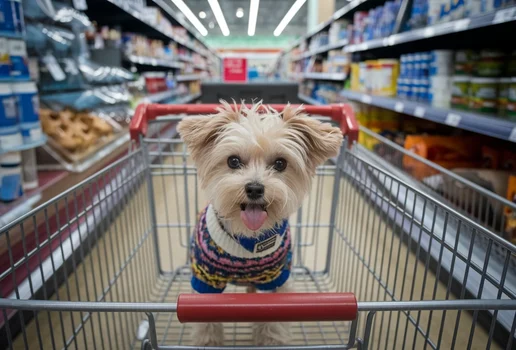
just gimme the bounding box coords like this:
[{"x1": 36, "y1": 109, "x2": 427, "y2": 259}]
[
  {"x1": 273, "y1": 158, "x2": 287, "y2": 172},
  {"x1": 227, "y1": 156, "x2": 242, "y2": 169}
]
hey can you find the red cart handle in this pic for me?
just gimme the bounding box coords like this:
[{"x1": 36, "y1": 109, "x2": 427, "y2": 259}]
[
  {"x1": 176, "y1": 293, "x2": 357, "y2": 323},
  {"x1": 130, "y1": 103, "x2": 359, "y2": 145}
]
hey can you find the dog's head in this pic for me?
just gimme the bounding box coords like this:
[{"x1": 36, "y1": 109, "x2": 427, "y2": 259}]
[{"x1": 178, "y1": 101, "x2": 343, "y2": 236}]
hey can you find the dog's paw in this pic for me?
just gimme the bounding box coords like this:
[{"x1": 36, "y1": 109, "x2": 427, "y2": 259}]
[
  {"x1": 191, "y1": 323, "x2": 224, "y2": 346},
  {"x1": 253, "y1": 322, "x2": 291, "y2": 346}
]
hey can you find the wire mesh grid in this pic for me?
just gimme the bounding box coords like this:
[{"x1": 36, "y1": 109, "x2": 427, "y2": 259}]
[{"x1": 0, "y1": 117, "x2": 515, "y2": 350}]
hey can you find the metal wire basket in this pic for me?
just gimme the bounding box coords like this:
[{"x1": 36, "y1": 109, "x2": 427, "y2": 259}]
[{"x1": 0, "y1": 103, "x2": 515, "y2": 350}]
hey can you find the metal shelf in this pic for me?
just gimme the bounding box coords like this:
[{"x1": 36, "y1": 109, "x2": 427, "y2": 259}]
[
  {"x1": 345, "y1": 6, "x2": 516, "y2": 53},
  {"x1": 283, "y1": 0, "x2": 368, "y2": 54},
  {"x1": 292, "y1": 39, "x2": 349, "y2": 61},
  {"x1": 143, "y1": 89, "x2": 182, "y2": 103},
  {"x1": 0, "y1": 136, "x2": 48, "y2": 156},
  {"x1": 178, "y1": 92, "x2": 201, "y2": 103},
  {"x1": 176, "y1": 74, "x2": 203, "y2": 82},
  {"x1": 103, "y1": 0, "x2": 211, "y2": 58},
  {"x1": 302, "y1": 72, "x2": 347, "y2": 81},
  {"x1": 340, "y1": 90, "x2": 516, "y2": 143},
  {"x1": 125, "y1": 54, "x2": 184, "y2": 69},
  {"x1": 298, "y1": 93, "x2": 323, "y2": 106}
]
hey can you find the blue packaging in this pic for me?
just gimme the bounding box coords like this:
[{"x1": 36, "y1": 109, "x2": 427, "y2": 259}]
[
  {"x1": 0, "y1": 151, "x2": 23, "y2": 201},
  {"x1": 12, "y1": 81, "x2": 40, "y2": 142},
  {"x1": 0, "y1": 0, "x2": 14, "y2": 33},
  {"x1": 10, "y1": 0, "x2": 24, "y2": 34},
  {"x1": 0, "y1": 83, "x2": 22, "y2": 150},
  {"x1": 0, "y1": 38, "x2": 9, "y2": 78},
  {"x1": 8, "y1": 39, "x2": 29, "y2": 79}
]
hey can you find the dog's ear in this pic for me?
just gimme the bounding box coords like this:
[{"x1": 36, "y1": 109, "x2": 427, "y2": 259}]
[
  {"x1": 177, "y1": 102, "x2": 240, "y2": 162},
  {"x1": 282, "y1": 105, "x2": 343, "y2": 168}
]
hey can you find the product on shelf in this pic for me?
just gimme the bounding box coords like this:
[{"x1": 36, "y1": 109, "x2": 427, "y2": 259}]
[
  {"x1": 403, "y1": 135, "x2": 482, "y2": 179},
  {"x1": 408, "y1": 0, "x2": 516, "y2": 30},
  {"x1": 351, "y1": 59, "x2": 399, "y2": 96},
  {"x1": 0, "y1": 83, "x2": 22, "y2": 149},
  {"x1": 40, "y1": 108, "x2": 114, "y2": 153},
  {"x1": 351, "y1": 1, "x2": 402, "y2": 44},
  {"x1": 505, "y1": 175, "x2": 516, "y2": 243},
  {"x1": 0, "y1": 151, "x2": 23, "y2": 202}
]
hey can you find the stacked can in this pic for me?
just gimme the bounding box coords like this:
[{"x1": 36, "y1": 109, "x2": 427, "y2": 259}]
[
  {"x1": 429, "y1": 50, "x2": 454, "y2": 108},
  {"x1": 397, "y1": 50, "x2": 452, "y2": 107}
]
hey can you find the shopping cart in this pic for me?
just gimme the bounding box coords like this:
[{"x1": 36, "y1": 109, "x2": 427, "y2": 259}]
[{"x1": 0, "y1": 103, "x2": 515, "y2": 350}]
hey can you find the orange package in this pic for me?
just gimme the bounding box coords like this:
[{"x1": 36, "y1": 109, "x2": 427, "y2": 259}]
[
  {"x1": 403, "y1": 135, "x2": 482, "y2": 179},
  {"x1": 505, "y1": 175, "x2": 516, "y2": 243}
]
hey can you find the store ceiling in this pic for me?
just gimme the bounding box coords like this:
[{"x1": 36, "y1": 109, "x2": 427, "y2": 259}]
[{"x1": 182, "y1": 0, "x2": 308, "y2": 37}]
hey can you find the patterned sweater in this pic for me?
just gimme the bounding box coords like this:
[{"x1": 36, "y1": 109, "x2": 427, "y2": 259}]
[{"x1": 191, "y1": 205, "x2": 292, "y2": 293}]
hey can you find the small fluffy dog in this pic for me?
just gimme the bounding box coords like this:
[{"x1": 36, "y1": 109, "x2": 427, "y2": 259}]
[{"x1": 177, "y1": 101, "x2": 343, "y2": 346}]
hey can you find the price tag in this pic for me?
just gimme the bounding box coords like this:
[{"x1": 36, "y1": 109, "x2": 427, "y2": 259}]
[
  {"x1": 414, "y1": 106, "x2": 425, "y2": 118},
  {"x1": 42, "y1": 54, "x2": 66, "y2": 82},
  {"x1": 445, "y1": 113, "x2": 462, "y2": 127},
  {"x1": 361, "y1": 95, "x2": 372, "y2": 104},
  {"x1": 509, "y1": 127, "x2": 516, "y2": 142},
  {"x1": 454, "y1": 18, "x2": 470, "y2": 32},
  {"x1": 394, "y1": 102, "x2": 404, "y2": 113},
  {"x1": 493, "y1": 7, "x2": 516, "y2": 24}
]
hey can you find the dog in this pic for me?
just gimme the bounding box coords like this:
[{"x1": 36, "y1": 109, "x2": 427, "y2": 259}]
[{"x1": 177, "y1": 101, "x2": 343, "y2": 346}]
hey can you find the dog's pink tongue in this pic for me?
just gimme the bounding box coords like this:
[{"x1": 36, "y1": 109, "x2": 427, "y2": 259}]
[{"x1": 240, "y1": 205, "x2": 268, "y2": 231}]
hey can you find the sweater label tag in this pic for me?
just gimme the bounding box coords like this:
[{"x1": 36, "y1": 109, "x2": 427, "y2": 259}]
[{"x1": 254, "y1": 235, "x2": 277, "y2": 253}]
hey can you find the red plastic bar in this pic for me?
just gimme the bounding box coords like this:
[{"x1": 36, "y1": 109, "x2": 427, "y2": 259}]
[
  {"x1": 130, "y1": 103, "x2": 359, "y2": 145},
  {"x1": 176, "y1": 293, "x2": 357, "y2": 323}
]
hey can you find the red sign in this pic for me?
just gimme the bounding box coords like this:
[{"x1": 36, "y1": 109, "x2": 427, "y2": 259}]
[{"x1": 223, "y1": 58, "x2": 247, "y2": 82}]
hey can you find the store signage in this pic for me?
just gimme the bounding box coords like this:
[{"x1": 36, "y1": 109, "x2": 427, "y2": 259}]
[{"x1": 223, "y1": 58, "x2": 247, "y2": 82}]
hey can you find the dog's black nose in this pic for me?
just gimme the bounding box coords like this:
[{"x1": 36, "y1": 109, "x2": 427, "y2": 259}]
[{"x1": 245, "y1": 182, "x2": 264, "y2": 200}]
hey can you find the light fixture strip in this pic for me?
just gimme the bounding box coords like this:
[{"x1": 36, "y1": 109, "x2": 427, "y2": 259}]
[
  {"x1": 273, "y1": 0, "x2": 306, "y2": 36},
  {"x1": 207, "y1": 0, "x2": 230, "y2": 36},
  {"x1": 170, "y1": 0, "x2": 208, "y2": 36},
  {"x1": 248, "y1": 0, "x2": 259, "y2": 36}
]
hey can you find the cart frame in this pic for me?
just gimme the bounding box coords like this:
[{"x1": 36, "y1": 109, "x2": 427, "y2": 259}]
[{"x1": 0, "y1": 103, "x2": 515, "y2": 350}]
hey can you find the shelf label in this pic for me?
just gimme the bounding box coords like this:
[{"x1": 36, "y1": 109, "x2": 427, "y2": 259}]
[
  {"x1": 414, "y1": 106, "x2": 425, "y2": 118},
  {"x1": 445, "y1": 113, "x2": 462, "y2": 127},
  {"x1": 509, "y1": 127, "x2": 516, "y2": 142},
  {"x1": 493, "y1": 7, "x2": 516, "y2": 24},
  {"x1": 454, "y1": 18, "x2": 470, "y2": 31},
  {"x1": 424, "y1": 27, "x2": 435, "y2": 38},
  {"x1": 394, "y1": 102, "x2": 404, "y2": 113},
  {"x1": 361, "y1": 95, "x2": 372, "y2": 104}
]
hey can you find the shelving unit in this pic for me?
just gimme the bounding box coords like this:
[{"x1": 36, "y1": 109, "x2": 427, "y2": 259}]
[
  {"x1": 125, "y1": 54, "x2": 185, "y2": 69},
  {"x1": 345, "y1": 7, "x2": 516, "y2": 53},
  {"x1": 95, "y1": 0, "x2": 214, "y2": 59},
  {"x1": 0, "y1": 136, "x2": 48, "y2": 156},
  {"x1": 176, "y1": 74, "x2": 204, "y2": 82},
  {"x1": 298, "y1": 93, "x2": 322, "y2": 105},
  {"x1": 292, "y1": 39, "x2": 349, "y2": 61},
  {"x1": 303, "y1": 72, "x2": 347, "y2": 81},
  {"x1": 340, "y1": 90, "x2": 516, "y2": 143}
]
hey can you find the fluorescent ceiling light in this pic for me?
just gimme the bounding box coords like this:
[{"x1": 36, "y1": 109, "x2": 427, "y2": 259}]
[
  {"x1": 199, "y1": 11, "x2": 206, "y2": 19},
  {"x1": 274, "y1": 0, "x2": 306, "y2": 36},
  {"x1": 248, "y1": 0, "x2": 259, "y2": 36},
  {"x1": 171, "y1": 0, "x2": 208, "y2": 36},
  {"x1": 236, "y1": 7, "x2": 244, "y2": 18},
  {"x1": 207, "y1": 0, "x2": 230, "y2": 36}
]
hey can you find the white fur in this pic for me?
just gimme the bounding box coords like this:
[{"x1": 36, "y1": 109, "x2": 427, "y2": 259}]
[{"x1": 178, "y1": 101, "x2": 343, "y2": 346}]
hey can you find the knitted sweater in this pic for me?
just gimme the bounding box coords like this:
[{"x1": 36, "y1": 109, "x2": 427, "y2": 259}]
[{"x1": 190, "y1": 205, "x2": 292, "y2": 293}]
